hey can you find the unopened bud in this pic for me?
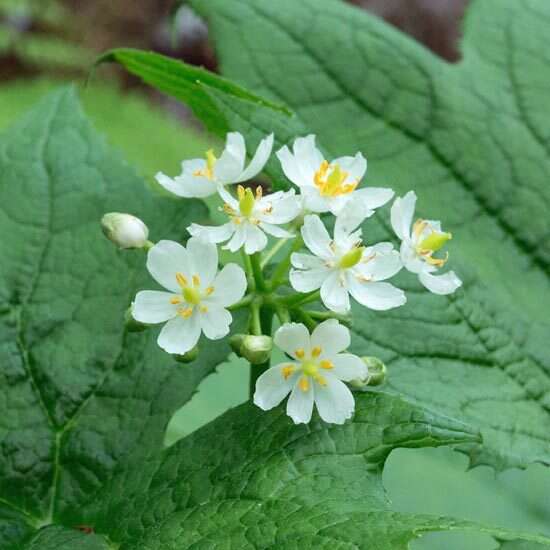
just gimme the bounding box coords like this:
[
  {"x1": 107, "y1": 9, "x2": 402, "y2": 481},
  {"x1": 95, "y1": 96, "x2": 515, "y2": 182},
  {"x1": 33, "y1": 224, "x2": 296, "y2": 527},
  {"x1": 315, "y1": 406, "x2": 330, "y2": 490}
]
[
  {"x1": 350, "y1": 356, "x2": 387, "y2": 388},
  {"x1": 125, "y1": 305, "x2": 148, "y2": 332},
  {"x1": 174, "y1": 345, "x2": 199, "y2": 363},
  {"x1": 229, "y1": 334, "x2": 246, "y2": 356},
  {"x1": 238, "y1": 335, "x2": 272, "y2": 365},
  {"x1": 101, "y1": 212, "x2": 150, "y2": 249}
]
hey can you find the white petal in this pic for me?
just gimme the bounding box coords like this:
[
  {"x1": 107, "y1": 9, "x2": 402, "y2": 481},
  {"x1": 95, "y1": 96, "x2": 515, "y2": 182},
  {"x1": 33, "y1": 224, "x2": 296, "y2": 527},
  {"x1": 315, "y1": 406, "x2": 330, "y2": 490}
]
[
  {"x1": 348, "y1": 278, "x2": 406, "y2": 310},
  {"x1": 218, "y1": 185, "x2": 239, "y2": 210},
  {"x1": 186, "y1": 236, "x2": 218, "y2": 286},
  {"x1": 147, "y1": 240, "x2": 191, "y2": 293},
  {"x1": 314, "y1": 375, "x2": 355, "y2": 424},
  {"x1": 257, "y1": 190, "x2": 301, "y2": 224},
  {"x1": 188, "y1": 222, "x2": 234, "y2": 244},
  {"x1": 400, "y1": 240, "x2": 426, "y2": 274},
  {"x1": 274, "y1": 323, "x2": 311, "y2": 358},
  {"x1": 235, "y1": 133, "x2": 274, "y2": 183},
  {"x1": 155, "y1": 167, "x2": 217, "y2": 199},
  {"x1": 289, "y1": 267, "x2": 329, "y2": 293},
  {"x1": 293, "y1": 135, "x2": 324, "y2": 183},
  {"x1": 276, "y1": 144, "x2": 304, "y2": 187},
  {"x1": 291, "y1": 253, "x2": 326, "y2": 270},
  {"x1": 327, "y1": 194, "x2": 357, "y2": 217},
  {"x1": 320, "y1": 271, "x2": 350, "y2": 314},
  {"x1": 243, "y1": 224, "x2": 268, "y2": 254},
  {"x1": 333, "y1": 152, "x2": 367, "y2": 183},
  {"x1": 214, "y1": 132, "x2": 246, "y2": 183},
  {"x1": 253, "y1": 363, "x2": 298, "y2": 410},
  {"x1": 334, "y1": 200, "x2": 369, "y2": 243},
  {"x1": 354, "y1": 187, "x2": 394, "y2": 210},
  {"x1": 357, "y1": 244, "x2": 402, "y2": 281},
  {"x1": 224, "y1": 223, "x2": 247, "y2": 252},
  {"x1": 419, "y1": 270, "x2": 462, "y2": 295},
  {"x1": 157, "y1": 313, "x2": 201, "y2": 355},
  {"x1": 391, "y1": 191, "x2": 416, "y2": 240},
  {"x1": 302, "y1": 188, "x2": 331, "y2": 213},
  {"x1": 331, "y1": 353, "x2": 368, "y2": 381},
  {"x1": 199, "y1": 306, "x2": 232, "y2": 340},
  {"x1": 209, "y1": 263, "x2": 248, "y2": 307},
  {"x1": 132, "y1": 291, "x2": 177, "y2": 324},
  {"x1": 287, "y1": 380, "x2": 315, "y2": 424},
  {"x1": 301, "y1": 215, "x2": 332, "y2": 259},
  {"x1": 311, "y1": 319, "x2": 350, "y2": 355},
  {"x1": 259, "y1": 222, "x2": 294, "y2": 238}
]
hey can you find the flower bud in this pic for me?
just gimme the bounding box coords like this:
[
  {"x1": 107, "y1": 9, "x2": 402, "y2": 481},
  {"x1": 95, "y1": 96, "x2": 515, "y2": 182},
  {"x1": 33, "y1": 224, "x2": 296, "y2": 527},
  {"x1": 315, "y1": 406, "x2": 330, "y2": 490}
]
[
  {"x1": 101, "y1": 212, "x2": 149, "y2": 249},
  {"x1": 125, "y1": 305, "x2": 148, "y2": 332},
  {"x1": 229, "y1": 334, "x2": 246, "y2": 356},
  {"x1": 241, "y1": 335, "x2": 273, "y2": 365},
  {"x1": 174, "y1": 345, "x2": 199, "y2": 363},
  {"x1": 350, "y1": 356, "x2": 387, "y2": 388}
]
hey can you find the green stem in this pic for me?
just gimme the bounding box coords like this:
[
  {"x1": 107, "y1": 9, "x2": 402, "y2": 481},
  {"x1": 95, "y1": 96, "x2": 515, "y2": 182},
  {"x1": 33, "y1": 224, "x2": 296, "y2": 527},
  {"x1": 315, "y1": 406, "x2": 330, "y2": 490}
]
[
  {"x1": 249, "y1": 305, "x2": 273, "y2": 397},
  {"x1": 250, "y1": 252, "x2": 267, "y2": 291},
  {"x1": 281, "y1": 289, "x2": 321, "y2": 307},
  {"x1": 250, "y1": 299, "x2": 262, "y2": 335},
  {"x1": 260, "y1": 236, "x2": 289, "y2": 268},
  {"x1": 270, "y1": 235, "x2": 304, "y2": 289},
  {"x1": 227, "y1": 294, "x2": 254, "y2": 312},
  {"x1": 293, "y1": 308, "x2": 317, "y2": 331},
  {"x1": 274, "y1": 303, "x2": 291, "y2": 324},
  {"x1": 241, "y1": 249, "x2": 255, "y2": 291},
  {"x1": 304, "y1": 309, "x2": 352, "y2": 326}
]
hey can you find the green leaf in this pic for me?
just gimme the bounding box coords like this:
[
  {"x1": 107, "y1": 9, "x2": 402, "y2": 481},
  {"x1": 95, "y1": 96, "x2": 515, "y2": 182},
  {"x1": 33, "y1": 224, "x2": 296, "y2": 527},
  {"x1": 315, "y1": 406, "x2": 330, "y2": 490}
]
[
  {"x1": 21, "y1": 525, "x2": 111, "y2": 550},
  {"x1": 64, "y1": 393, "x2": 550, "y2": 548},
  {"x1": 147, "y1": 0, "x2": 550, "y2": 471},
  {"x1": 0, "y1": 87, "x2": 231, "y2": 542}
]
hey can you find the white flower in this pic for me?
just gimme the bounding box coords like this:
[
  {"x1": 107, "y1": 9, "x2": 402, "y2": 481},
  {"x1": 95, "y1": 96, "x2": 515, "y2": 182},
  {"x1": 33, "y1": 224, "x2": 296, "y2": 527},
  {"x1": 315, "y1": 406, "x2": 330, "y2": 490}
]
[
  {"x1": 101, "y1": 212, "x2": 149, "y2": 249},
  {"x1": 391, "y1": 191, "x2": 462, "y2": 295},
  {"x1": 188, "y1": 185, "x2": 301, "y2": 254},
  {"x1": 276, "y1": 134, "x2": 393, "y2": 215},
  {"x1": 289, "y1": 202, "x2": 406, "y2": 314},
  {"x1": 155, "y1": 132, "x2": 274, "y2": 198},
  {"x1": 132, "y1": 238, "x2": 247, "y2": 355},
  {"x1": 254, "y1": 320, "x2": 367, "y2": 424}
]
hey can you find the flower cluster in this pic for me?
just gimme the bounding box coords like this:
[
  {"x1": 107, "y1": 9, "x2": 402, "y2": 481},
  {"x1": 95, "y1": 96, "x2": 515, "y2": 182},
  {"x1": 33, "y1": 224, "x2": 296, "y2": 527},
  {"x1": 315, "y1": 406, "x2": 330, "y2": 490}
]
[{"x1": 102, "y1": 132, "x2": 462, "y2": 425}]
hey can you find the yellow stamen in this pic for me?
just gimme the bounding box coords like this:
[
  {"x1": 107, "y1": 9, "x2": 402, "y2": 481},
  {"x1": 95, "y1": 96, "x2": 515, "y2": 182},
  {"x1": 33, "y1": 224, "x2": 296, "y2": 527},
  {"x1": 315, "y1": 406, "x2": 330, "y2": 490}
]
[
  {"x1": 200, "y1": 305, "x2": 208, "y2": 313},
  {"x1": 192, "y1": 274, "x2": 201, "y2": 287},
  {"x1": 237, "y1": 185, "x2": 246, "y2": 200},
  {"x1": 314, "y1": 374, "x2": 327, "y2": 386},
  {"x1": 178, "y1": 307, "x2": 193, "y2": 318},
  {"x1": 299, "y1": 376, "x2": 310, "y2": 392},
  {"x1": 295, "y1": 348, "x2": 305, "y2": 359},
  {"x1": 413, "y1": 219, "x2": 428, "y2": 240},
  {"x1": 170, "y1": 296, "x2": 181, "y2": 305},
  {"x1": 193, "y1": 149, "x2": 217, "y2": 180},
  {"x1": 205, "y1": 286, "x2": 214, "y2": 295},
  {"x1": 176, "y1": 272, "x2": 188, "y2": 288},
  {"x1": 223, "y1": 203, "x2": 235, "y2": 215},
  {"x1": 311, "y1": 346, "x2": 322, "y2": 358},
  {"x1": 314, "y1": 160, "x2": 357, "y2": 197},
  {"x1": 255, "y1": 186, "x2": 263, "y2": 199},
  {"x1": 282, "y1": 365, "x2": 295, "y2": 380},
  {"x1": 320, "y1": 360, "x2": 333, "y2": 370}
]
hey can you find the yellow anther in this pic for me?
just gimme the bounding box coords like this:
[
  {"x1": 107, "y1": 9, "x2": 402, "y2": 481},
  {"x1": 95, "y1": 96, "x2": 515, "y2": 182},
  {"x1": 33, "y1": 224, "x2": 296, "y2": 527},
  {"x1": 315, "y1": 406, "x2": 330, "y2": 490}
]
[
  {"x1": 314, "y1": 374, "x2": 327, "y2": 386},
  {"x1": 192, "y1": 274, "x2": 201, "y2": 287},
  {"x1": 413, "y1": 219, "x2": 428, "y2": 240},
  {"x1": 295, "y1": 348, "x2": 305, "y2": 359},
  {"x1": 339, "y1": 246, "x2": 364, "y2": 269},
  {"x1": 320, "y1": 360, "x2": 334, "y2": 370},
  {"x1": 233, "y1": 217, "x2": 242, "y2": 225},
  {"x1": 170, "y1": 296, "x2": 181, "y2": 305},
  {"x1": 176, "y1": 272, "x2": 188, "y2": 288},
  {"x1": 255, "y1": 186, "x2": 263, "y2": 199},
  {"x1": 299, "y1": 376, "x2": 310, "y2": 392},
  {"x1": 424, "y1": 251, "x2": 449, "y2": 268},
  {"x1": 282, "y1": 365, "x2": 295, "y2": 380},
  {"x1": 205, "y1": 286, "x2": 214, "y2": 295},
  {"x1": 193, "y1": 149, "x2": 217, "y2": 180},
  {"x1": 311, "y1": 346, "x2": 322, "y2": 358},
  {"x1": 200, "y1": 305, "x2": 208, "y2": 313},
  {"x1": 314, "y1": 160, "x2": 357, "y2": 197},
  {"x1": 223, "y1": 203, "x2": 235, "y2": 215},
  {"x1": 178, "y1": 307, "x2": 193, "y2": 318},
  {"x1": 237, "y1": 185, "x2": 246, "y2": 200}
]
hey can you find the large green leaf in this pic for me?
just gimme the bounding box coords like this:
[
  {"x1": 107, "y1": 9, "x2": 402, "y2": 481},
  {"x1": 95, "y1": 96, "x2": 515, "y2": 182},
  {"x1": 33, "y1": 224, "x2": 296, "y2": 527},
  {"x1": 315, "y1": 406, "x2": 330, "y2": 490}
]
[
  {"x1": 61, "y1": 393, "x2": 550, "y2": 548},
  {"x1": 108, "y1": 0, "x2": 550, "y2": 471},
  {"x1": 0, "y1": 88, "x2": 233, "y2": 546}
]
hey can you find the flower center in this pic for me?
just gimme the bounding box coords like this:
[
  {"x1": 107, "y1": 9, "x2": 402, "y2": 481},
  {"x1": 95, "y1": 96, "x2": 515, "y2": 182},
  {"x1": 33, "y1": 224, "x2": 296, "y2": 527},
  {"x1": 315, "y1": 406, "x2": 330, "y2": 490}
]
[
  {"x1": 413, "y1": 219, "x2": 452, "y2": 267},
  {"x1": 222, "y1": 185, "x2": 264, "y2": 226},
  {"x1": 192, "y1": 149, "x2": 217, "y2": 180},
  {"x1": 171, "y1": 272, "x2": 214, "y2": 317},
  {"x1": 280, "y1": 347, "x2": 335, "y2": 392},
  {"x1": 238, "y1": 185, "x2": 256, "y2": 217},
  {"x1": 338, "y1": 246, "x2": 364, "y2": 269},
  {"x1": 313, "y1": 160, "x2": 357, "y2": 197}
]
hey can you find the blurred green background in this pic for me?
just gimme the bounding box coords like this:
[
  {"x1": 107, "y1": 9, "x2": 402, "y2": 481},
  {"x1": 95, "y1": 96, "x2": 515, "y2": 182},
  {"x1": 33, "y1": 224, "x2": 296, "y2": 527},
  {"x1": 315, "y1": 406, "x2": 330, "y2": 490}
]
[{"x1": 2, "y1": 1, "x2": 548, "y2": 548}]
